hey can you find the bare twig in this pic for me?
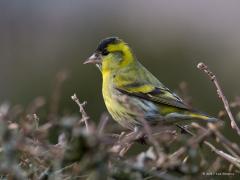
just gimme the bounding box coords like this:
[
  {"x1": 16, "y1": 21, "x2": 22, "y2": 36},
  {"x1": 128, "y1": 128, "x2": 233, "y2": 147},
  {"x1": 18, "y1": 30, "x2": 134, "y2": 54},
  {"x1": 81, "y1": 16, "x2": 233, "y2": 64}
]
[
  {"x1": 177, "y1": 123, "x2": 240, "y2": 169},
  {"x1": 204, "y1": 141, "x2": 240, "y2": 169},
  {"x1": 139, "y1": 118, "x2": 163, "y2": 160},
  {"x1": 191, "y1": 122, "x2": 240, "y2": 158},
  {"x1": 197, "y1": 62, "x2": 240, "y2": 136},
  {"x1": 170, "y1": 125, "x2": 212, "y2": 160},
  {"x1": 207, "y1": 123, "x2": 240, "y2": 157},
  {"x1": 71, "y1": 94, "x2": 89, "y2": 131},
  {"x1": 97, "y1": 113, "x2": 109, "y2": 135},
  {"x1": 110, "y1": 130, "x2": 142, "y2": 156}
]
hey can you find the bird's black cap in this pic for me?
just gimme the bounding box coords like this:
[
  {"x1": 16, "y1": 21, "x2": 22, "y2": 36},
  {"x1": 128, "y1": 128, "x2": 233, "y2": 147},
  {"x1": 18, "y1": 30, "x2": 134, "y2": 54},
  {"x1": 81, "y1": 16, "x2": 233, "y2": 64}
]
[{"x1": 96, "y1": 37, "x2": 120, "y2": 52}]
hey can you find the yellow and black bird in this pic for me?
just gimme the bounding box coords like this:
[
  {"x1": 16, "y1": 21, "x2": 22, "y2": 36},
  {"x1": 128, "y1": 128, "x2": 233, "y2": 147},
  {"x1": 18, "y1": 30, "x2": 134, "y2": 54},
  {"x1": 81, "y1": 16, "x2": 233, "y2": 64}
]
[{"x1": 84, "y1": 37, "x2": 218, "y2": 130}]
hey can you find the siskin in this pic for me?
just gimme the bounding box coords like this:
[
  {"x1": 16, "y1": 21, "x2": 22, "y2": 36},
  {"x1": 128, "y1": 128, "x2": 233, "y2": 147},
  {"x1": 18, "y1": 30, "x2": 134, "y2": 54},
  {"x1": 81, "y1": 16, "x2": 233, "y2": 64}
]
[{"x1": 84, "y1": 37, "x2": 218, "y2": 130}]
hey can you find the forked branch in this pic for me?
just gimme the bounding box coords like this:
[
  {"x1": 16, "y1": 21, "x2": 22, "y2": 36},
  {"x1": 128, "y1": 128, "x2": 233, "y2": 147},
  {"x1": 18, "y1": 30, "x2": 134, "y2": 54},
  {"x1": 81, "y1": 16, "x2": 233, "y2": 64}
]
[{"x1": 197, "y1": 62, "x2": 240, "y2": 136}]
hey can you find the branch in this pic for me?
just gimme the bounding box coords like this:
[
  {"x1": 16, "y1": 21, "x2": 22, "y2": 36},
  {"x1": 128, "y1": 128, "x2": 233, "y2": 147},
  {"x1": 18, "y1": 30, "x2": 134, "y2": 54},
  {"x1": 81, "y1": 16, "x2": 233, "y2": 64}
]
[
  {"x1": 196, "y1": 122, "x2": 240, "y2": 157},
  {"x1": 203, "y1": 141, "x2": 240, "y2": 169},
  {"x1": 172, "y1": 123, "x2": 240, "y2": 169},
  {"x1": 71, "y1": 93, "x2": 89, "y2": 131},
  {"x1": 197, "y1": 62, "x2": 240, "y2": 136}
]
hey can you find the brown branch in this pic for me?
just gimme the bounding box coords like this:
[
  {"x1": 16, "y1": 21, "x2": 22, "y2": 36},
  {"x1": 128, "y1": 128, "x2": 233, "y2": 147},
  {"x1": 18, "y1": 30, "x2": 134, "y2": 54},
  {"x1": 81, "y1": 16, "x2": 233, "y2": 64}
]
[
  {"x1": 208, "y1": 123, "x2": 240, "y2": 158},
  {"x1": 97, "y1": 113, "x2": 109, "y2": 135},
  {"x1": 173, "y1": 124, "x2": 240, "y2": 169},
  {"x1": 139, "y1": 118, "x2": 163, "y2": 160},
  {"x1": 71, "y1": 94, "x2": 89, "y2": 131},
  {"x1": 203, "y1": 141, "x2": 240, "y2": 169},
  {"x1": 197, "y1": 62, "x2": 240, "y2": 136},
  {"x1": 169, "y1": 125, "x2": 212, "y2": 160},
  {"x1": 195, "y1": 122, "x2": 240, "y2": 157}
]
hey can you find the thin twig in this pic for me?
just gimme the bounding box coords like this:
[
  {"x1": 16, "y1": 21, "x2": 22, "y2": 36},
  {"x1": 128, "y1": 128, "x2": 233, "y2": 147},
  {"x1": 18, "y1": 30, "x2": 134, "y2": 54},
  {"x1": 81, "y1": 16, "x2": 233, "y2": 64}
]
[
  {"x1": 53, "y1": 163, "x2": 76, "y2": 175},
  {"x1": 207, "y1": 123, "x2": 240, "y2": 157},
  {"x1": 191, "y1": 122, "x2": 240, "y2": 158},
  {"x1": 176, "y1": 124, "x2": 240, "y2": 169},
  {"x1": 110, "y1": 130, "x2": 142, "y2": 156},
  {"x1": 197, "y1": 62, "x2": 240, "y2": 136},
  {"x1": 140, "y1": 118, "x2": 163, "y2": 159},
  {"x1": 97, "y1": 113, "x2": 109, "y2": 135},
  {"x1": 169, "y1": 125, "x2": 212, "y2": 160},
  {"x1": 71, "y1": 94, "x2": 89, "y2": 131},
  {"x1": 204, "y1": 141, "x2": 240, "y2": 169}
]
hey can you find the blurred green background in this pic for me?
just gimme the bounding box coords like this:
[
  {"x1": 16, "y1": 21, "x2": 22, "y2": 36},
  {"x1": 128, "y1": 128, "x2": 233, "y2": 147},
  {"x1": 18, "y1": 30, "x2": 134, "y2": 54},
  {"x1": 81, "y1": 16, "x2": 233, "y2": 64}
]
[{"x1": 0, "y1": 0, "x2": 240, "y2": 124}]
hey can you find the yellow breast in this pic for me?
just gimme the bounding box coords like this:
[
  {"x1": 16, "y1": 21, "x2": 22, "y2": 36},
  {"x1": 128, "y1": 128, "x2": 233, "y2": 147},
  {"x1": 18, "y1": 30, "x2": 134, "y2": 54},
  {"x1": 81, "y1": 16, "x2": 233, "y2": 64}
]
[{"x1": 102, "y1": 71, "x2": 137, "y2": 129}]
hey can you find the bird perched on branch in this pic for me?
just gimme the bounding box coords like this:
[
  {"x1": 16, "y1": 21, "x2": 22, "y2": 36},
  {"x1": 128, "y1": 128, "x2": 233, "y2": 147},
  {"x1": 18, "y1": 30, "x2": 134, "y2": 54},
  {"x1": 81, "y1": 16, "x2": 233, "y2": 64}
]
[{"x1": 84, "y1": 37, "x2": 218, "y2": 130}]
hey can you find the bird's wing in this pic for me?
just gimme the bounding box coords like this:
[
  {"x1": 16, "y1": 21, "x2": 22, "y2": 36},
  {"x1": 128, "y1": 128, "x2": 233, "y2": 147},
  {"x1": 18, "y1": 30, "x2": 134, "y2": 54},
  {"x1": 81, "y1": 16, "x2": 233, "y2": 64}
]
[{"x1": 115, "y1": 82, "x2": 190, "y2": 110}]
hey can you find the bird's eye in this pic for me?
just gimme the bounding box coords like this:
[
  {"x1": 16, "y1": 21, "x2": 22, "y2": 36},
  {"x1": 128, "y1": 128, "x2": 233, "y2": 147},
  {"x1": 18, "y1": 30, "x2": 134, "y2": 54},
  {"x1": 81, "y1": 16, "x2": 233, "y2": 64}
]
[{"x1": 102, "y1": 49, "x2": 109, "y2": 56}]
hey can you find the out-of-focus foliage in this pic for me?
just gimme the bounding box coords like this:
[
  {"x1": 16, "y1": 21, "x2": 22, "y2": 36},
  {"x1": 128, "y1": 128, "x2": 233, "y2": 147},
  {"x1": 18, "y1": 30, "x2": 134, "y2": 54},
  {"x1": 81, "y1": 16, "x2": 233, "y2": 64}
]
[{"x1": 0, "y1": 73, "x2": 240, "y2": 179}]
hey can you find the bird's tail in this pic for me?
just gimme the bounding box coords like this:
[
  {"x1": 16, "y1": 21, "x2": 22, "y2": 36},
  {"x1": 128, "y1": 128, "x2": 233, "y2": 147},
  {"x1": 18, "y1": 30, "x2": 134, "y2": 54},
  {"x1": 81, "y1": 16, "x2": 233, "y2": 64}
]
[
  {"x1": 164, "y1": 111, "x2": 220, "y2": 124},
  {"x1": 185, "y1": 111, "x2": 219, "y2": 122}
]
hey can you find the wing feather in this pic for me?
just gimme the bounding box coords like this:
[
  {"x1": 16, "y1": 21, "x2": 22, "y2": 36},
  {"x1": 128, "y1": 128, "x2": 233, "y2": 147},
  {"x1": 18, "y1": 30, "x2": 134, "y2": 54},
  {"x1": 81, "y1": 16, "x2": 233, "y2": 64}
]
[
  {"x1": 113, "y1": 62, "x2": 190, "y2": 110},
  {"x1": 115, "y1": 83, "x2": 190, "y2": 110}
]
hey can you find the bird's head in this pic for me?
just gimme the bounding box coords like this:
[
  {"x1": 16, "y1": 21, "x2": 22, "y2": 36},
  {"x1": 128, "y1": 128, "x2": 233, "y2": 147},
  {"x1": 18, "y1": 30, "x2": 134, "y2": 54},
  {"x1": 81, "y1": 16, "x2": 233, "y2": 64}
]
[{"x1": 84, "y1": 37, "x2": 135, "y2": 73}]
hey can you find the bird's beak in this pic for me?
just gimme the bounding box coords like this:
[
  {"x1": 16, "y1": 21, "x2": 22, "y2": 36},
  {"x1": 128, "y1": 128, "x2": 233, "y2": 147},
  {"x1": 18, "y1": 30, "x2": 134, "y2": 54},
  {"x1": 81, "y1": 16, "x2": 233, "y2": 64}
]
[{"x1": 83, "y1": 53, "x2": 102, "y2": 65}]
